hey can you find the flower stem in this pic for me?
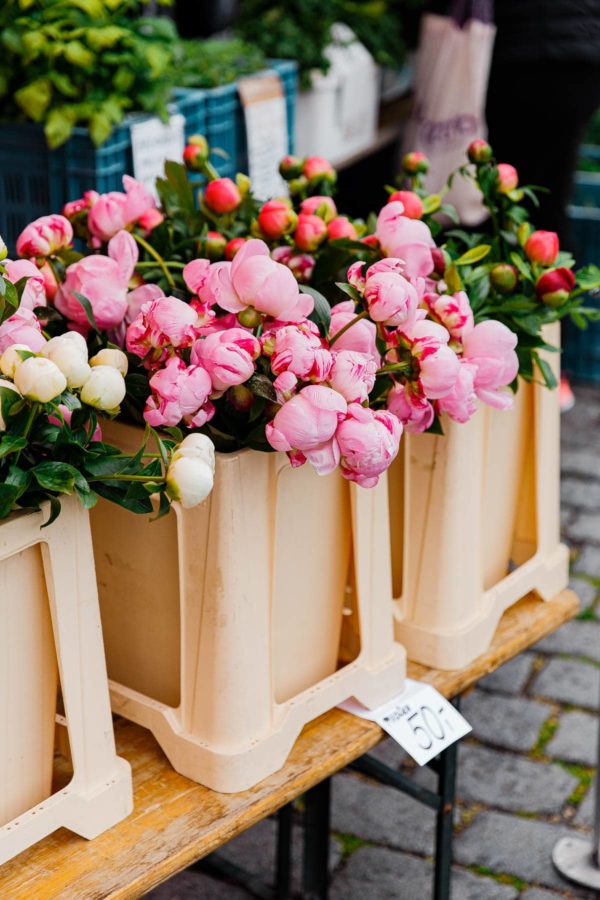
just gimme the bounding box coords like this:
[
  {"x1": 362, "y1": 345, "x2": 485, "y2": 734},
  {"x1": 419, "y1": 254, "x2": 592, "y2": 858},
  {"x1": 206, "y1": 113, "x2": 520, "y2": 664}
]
[
  {"x1": 329, "y1": 310, "x2": 368, "y2": 347},
  {"x1": 132, "y1": 234, "x2": 175, "y2": 288},
  {"x1": 135, "y1": 260, "x2": 186, "y2": 270},
  {"x1": 14, "y1": 403, "x2": 39, "y2": 465},
  {"x1": 88, "y1": 474, "x2": 166, "y2": 483}
]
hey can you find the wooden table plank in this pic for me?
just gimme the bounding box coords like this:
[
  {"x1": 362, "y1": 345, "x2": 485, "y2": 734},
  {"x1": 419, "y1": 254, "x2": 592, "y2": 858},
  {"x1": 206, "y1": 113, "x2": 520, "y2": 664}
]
[{"x1": 0, "y1": 590, "x2": 579, "y2": 900}]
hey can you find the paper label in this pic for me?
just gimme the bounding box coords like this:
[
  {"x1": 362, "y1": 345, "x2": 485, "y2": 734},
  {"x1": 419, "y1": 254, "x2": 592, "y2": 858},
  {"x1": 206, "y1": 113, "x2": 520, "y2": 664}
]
[
  {"x1": 238, "y1": 73, "x2": 288, "y2": 199},
  {"x1": 340, "y1": 679, "x2": 471, "y2": 766},
  {"x1": 131, "y1": 114, "x2": 186, "y2": 199}
]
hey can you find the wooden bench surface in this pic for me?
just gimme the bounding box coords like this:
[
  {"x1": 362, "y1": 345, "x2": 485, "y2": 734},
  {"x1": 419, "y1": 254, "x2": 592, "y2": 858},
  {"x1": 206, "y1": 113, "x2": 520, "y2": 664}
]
[{"x1": 0, "y1": 590, "x2": 579, "y2": 900}]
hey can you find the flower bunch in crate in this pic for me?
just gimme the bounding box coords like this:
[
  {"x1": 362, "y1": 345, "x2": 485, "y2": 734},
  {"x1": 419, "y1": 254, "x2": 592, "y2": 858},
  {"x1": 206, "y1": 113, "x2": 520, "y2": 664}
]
[{"x1": 0, "y1": 230, "x2": 213, "y2": 520}]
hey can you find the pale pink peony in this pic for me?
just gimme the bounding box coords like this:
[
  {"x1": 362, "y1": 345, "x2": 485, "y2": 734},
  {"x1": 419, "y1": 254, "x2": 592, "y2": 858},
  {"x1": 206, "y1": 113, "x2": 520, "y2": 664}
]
[
  {"x1": 271, "y1": 324, "x2": 333, "y2": 382},
  {"x1": 266, "y1": 384, "x2": 347, "y2": 474},
  {"x1": 127, "y1": 295, "x2": 199, "y2": 361},
  {"x1": 376, "y1": 201, "x2": 435, "y2": 278},
  {"x1": 387, "y1": 382, "x2": 435, "y2": 433},
  {"x1": 271, "y1": 246, "x2": 315, "y2": 284},
  {"x1": 3, "y1": 259, "x2": 47, "y2": 310},
  {"x1": 364, "y1": 271, "x2": 419, "y2": 327},
  {"x1": 329, "y1": 350, "x2": 377, "y2": 403},
  {"x1": 144, "y1": 356, "x2": 214, "y2": 427},
  {"x1": 329, "y1": 300, "x2": 380, "y2": 363},
  {"x1": 0, "y1": 308, "x2": 46, "y2": 353},
  {"x1": 183, "y1": 258, "x2": 212, "y2": 296},
  {"x1": 87, "y1": 175, "x2": 157, "y2": 243},
  {"x1": 336, "y1": 403, "x2": 402, "y2": 487},
  {"x1": 426, "y1": 291, "x2": 474, "y2": 340},
  {"x1": 436, "y1": 360, "x2": 478, "y2": 423},
  {"x1": 273, "y1": 370, "x2": 298, "y2": 403},
  {"x1": 125, "y1": 283, "x2": 165, "y2": 324},
  {"x1": 191, "y1": 328, "x2": 259, "y2": 392},
  {"x1": 16, "y1": 214, "x2": 73, "y2": 258},
  {"x1": 406, "y1": 320, "x2": 461, "y2": 400},
  {"x1": 55, "y1": 231, "x2": 138, "y2": 330},
  {"x1": 462, "y1": 320, "x2": 519, "y2": 409}
]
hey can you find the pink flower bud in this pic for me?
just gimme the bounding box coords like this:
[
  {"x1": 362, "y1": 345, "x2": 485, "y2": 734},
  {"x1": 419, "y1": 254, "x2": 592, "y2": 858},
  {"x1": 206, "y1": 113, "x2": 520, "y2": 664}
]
[
  {"x1": 300, "y1": 195, "x2": 337, "y2": 222},
  {"x1": 271, "y1": 324, "x2": 332, "y2": 382},
  {"x1": 387, "y1": 191, "x2": 423, "y2": 219},
  {"x1": 467, "y1": 139, "x2": 492, "y2": 164},
  {"x1": 524, "y1": 230, "x2": 559, "y2": 266},
  {"x1": 294, "y1": 214, "x2": 328, "y2": 251},
  {"x1": 0, "y1": 308, "x2": 46, "y2": 353},
  {"x1": 16, "y1": 214, "x2": 73, "y2": 258},
  {"x1": 183, "y1": 135, "x2": 209, "y2": 170},
  {"x1": 226, "y1": 237, "x2": 247, "y2": 260},
  {"x1": 387, "y1": 383, "x2": 434, "y2": 434},
  {"x1": 496, "y1": 163, "x2": 518, "y2": 194},
  {"x1": 279, "y1": 155, "x2": 304, "y2": 180},
  {"x1": 327, "y1": 216, "x2": 357, "y2": 241},
  {"x1": 266, "y1": 384, "x2": 347, "y2": 464},
  {"x1": 144, "y1": 356, "x2": 214, "y2": 427},
  {"x1": 402, "y1": 151, "x2": 429, "y2": 174},
  {"x1": 258, "y1": 198, "x2": 297, "y2": 240},
  {"x1": 191, "y1": 327, "x2": 260, "y2": 392},
  {"x1": 137, "y1": 208, "x2": 164, "y2": 235},
  {"x1": 426, "y1": 291, "x2": 474, "y2": 340},
  {"x1": 337, "y1": 404, "x2": 402, "y2": 487},
  {"x1": 329, "y1": 350, "x2": 377, "y2": 403},
  {"x1": 204, "y1": 178, "x2": 242, "y2": 214},
  {"x1": 303, "y1": 156, "x2": 336, "y2": 183},
  {"x1": 364, "y1": 271, "x2": 419, "y2": 327}
]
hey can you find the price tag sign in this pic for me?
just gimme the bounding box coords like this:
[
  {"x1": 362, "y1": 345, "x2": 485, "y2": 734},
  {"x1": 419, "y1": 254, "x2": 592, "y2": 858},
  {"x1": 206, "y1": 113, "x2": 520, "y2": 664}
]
[
  {"x1": 238, "y1": 72, "x2": 288, "y2": 199},
  {"x1": 340, "y1": 679, "x2": 471, "y2": 766},
  {"x1": 131, "y1": 114, "x2": 186, "y2": 200}
]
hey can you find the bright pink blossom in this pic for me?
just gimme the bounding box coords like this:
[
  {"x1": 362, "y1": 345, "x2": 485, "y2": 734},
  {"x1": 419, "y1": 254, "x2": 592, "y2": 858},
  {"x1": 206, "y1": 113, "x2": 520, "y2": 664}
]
[
  {"x1": 303, "y1": 156, "x2": 335, "y2": 182},
  {"x1": 16, "y1": 214, "x2": 73, "y2": 258},
  {"x1": 271, "y1": 246, "x2": 315, "y2": 283},
  {"x1": 387, "y1": 383, "x2": 434, "y2": 433},
  {"x1": 183, "y1": 258, "x2": 212, "y2": 296},
  {"x1": 497, "y1": 163, "x2": 518, "y2": 194},
  {"x1": 191, "y1": 328, "x2": 259, "y2": 392},
  {"x1": 55, "y1": 231, "x2": 138, "y2": 330},
  {"x1": 271, "y1": 325, "x2": 333, "y2": 382},
  {"x1": 266, "y1": 384, "x2": 347, "y2": 475},
  {"x1": 294, "y1": 214, "x2": 327, "y2": 252},
  {"x1": 0, "y1": 308, "x2": 46, "y2": 353},
  {"x1": 407, "y1": 320, "x2": 461, "y2": 400},
  {"x1": 336, "y1": 404, "x2": 402, "y2": 487},
  {"x1": 138, "y1": 208, "x2": 164, "y2": 234},
  {"x1": 462, "y1": 320, "x2": 519, "y2": 409},
  {"x1": 364, "y1": 271, "x2": 419, "y2": 327},
  {"x1": 387, "y1": 190, "x2": 423, "y2": 219},
  {"x1": 329, "y1": 350, "x2": 377, "y2": 403},
  {"x1": 258, "y1": 199, "x2": 297, "y2": 240},
  {"x1": 376, "y1": 201, "x2": 435, "y2": 278},
  {"x1": 127, "y1": 295, "x2": 199, "y2": 361},
  {"x1": 426, "y1": 291, "x2": 474, "y2": 339},
  {"x1": 87, "y1": 176, "x2": 156, "y2": 242},
  {"x1": 327, "y1": 216, "x2": 357, "y2": 241},
  {"x1": 3, "y1": 259, "x2": 47, "y2": 310},
  {"x1": 524, "y1": 230, "x2": 559, "y2": 266},
  {"x1": 436, "y1": 360, "x2": 478, "y2": 423},
  {"x1": 144, "y1": 356, "x2": 214, "y2": 427},
  {"x1": 329, "y1": 301, "x2": 379, "y2": 363}
]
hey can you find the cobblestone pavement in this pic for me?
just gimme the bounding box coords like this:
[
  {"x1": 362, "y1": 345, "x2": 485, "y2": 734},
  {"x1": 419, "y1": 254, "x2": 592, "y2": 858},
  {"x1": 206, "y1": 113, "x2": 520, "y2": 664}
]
[{"x1": 150, "y1": 386, "x2": 600, "y2": 900}]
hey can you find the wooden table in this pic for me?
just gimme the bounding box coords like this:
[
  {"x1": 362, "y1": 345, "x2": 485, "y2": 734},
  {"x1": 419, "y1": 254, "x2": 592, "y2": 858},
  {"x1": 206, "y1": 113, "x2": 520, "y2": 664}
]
[{"x1": 0, "y1": 590, "x2": 579, "y2": 900}]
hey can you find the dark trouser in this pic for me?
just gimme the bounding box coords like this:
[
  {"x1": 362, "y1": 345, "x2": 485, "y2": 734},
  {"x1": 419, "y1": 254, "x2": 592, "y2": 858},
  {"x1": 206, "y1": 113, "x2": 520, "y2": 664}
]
[{"x1": 486, "y1": 60, "x2": 600, "y2": 248}]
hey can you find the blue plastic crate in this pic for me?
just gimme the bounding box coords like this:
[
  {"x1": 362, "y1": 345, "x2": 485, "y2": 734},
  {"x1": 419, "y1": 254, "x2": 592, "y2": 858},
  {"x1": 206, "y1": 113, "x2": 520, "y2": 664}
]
[{"x1": 563, "y1": 205, "x2": 600, "y2": 382}]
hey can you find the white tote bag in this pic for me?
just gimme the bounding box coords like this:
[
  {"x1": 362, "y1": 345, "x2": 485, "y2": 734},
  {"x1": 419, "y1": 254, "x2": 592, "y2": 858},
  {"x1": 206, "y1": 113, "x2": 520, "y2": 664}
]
[{"x1": 403, "y1": 0, "x2": 496, "y2": 224}]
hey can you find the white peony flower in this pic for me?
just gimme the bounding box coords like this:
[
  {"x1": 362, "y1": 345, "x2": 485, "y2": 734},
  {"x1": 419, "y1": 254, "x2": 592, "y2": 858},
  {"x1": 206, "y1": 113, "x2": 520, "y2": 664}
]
[
  {"x1": 172, "y1": 432, "x2": 215, "y2": 468},
  {"x1": 42, "y1": 337, "x2": 91, "y2": 388},
  {"x1": 166, "y1": 454, "x2": 214, "y2": 509},
  {"x1": 0, "y1": 344, "x2": 34, "y2": 379},
  {"x1": 14, "y1": 357, "x2": 67, "y2": 403},
  {"x1": 90, "y1": 347, "x2": 129, "y2": 376},
  {"x1": 80, "y1": 365, "x2": 126, "y2": 410}
]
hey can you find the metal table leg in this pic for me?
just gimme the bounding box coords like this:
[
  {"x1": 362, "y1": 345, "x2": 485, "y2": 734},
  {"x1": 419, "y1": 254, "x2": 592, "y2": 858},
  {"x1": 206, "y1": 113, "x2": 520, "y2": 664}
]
[
  {"x1": 275, "y1": 804, "x2": 293, "y2": 899},
  {"x1": 433, "y1": 740, "x2": 458, "y2": 900},
  {"x1": 302, "y1": 778, "x2": 331, "y2": 900}
]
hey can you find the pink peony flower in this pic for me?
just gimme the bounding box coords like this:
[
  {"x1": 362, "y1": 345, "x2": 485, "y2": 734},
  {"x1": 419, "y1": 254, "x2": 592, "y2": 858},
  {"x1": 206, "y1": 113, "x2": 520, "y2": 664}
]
[
  {"x1": 258, "y1": 198, "x2": 297, "y2": 240},
  {"x1": 497, "y1": 163, "x2": 518, "y2": 194},
  {"x1": 0, "y1": 308, "x2": 46, "y2": 353},
  {"x1": 387, "y1": 382, "x2": 435, "y2": 433},
  {"x1": 144, "y1": 356, "x2": 214, "y2": 427},
  {"x1": 329, "y1": 350, "x2": 377, "y2": 403},
  {"x1": 347, "y1": 261, "x2": 367, "y2": 293},
  {"x1": 138, "y1": 208, "x2": 164, "y2": 234},
  {"x1": 387, "y1": 190, "x2": 423, "y2": 219},
  {"x1": 273, "y1": 370, "x2": 298, "y2": 403},
  {"x1": 55, "y1": 230, "x2": 138, "y2": 330},
  {"x1": 3, "y1": 259, "x2": 47, "y2": 310},
  {"x1": 271, "y1": 246, "x2": 315, "y2": 283},
  {"x1": 524, "y1": 230, "x2": 559, "y2": 266},
  {"x1": 303, "y1": 156, "x2": 335, "y2": 182},
  {"x1": 426, "y1": 291, "x2": 474, "y2": 340},
  {"x1": 183, "y1": 258, "x2": 212, "y2": 296},
  {"x1": 436, "y1": 360, "x2": 478, "y2": 423},
  {"x1": 266, "y1": 384, "x2": 347, "y2": 472},
  {"x1": 294, "y1": 214, "x2": 327, "y2": 252},
  {"x1": 364, "y1": 271, "x2": 419, "y2": 327},
  {"x1": 87, "y1": 176, "x2": 157, "y2": 242},
  {"x1": 406, "y1": 320, "x2": 461, "y2": 400},
  {"x1": 125, "y1": 283, "x2": 165, "y2": 324},
  {"x1": 16, "y1": 214, "x2": 73, "y2": 258},
  {"x1": 271, "y1": 324, "x2": 333, "y2": 382},
  {"x1": 336, "y1": 403, "x2": 402, "y2": 487},
  {"x1": 191, "y1": 328, "x2": 260, "y2": 392},
  {"x1": 462, "y1": 320, "x2": 519, "y2": 409},
  {"x1": 127, "y1": 295, "x2": 199, "y2": 361},
  {"x1": 376, "y1": 201, "x2": 435, "y2": 278},
  {"x1": 329, "y1": 300, "x2": 380, "y2": 363}
]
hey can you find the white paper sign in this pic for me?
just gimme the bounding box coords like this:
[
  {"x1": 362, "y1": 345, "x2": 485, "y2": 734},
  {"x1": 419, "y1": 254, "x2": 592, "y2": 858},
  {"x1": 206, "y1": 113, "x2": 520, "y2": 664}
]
[
  {"x1": 340, "y1": 679, "x2": 471, "y2": 766},
  {"x1": 239, "y1": 74, "x2": 288, "y2": 199},
  {"x1": 131, "y1": 114, "x2": 186, "y2": 199}
]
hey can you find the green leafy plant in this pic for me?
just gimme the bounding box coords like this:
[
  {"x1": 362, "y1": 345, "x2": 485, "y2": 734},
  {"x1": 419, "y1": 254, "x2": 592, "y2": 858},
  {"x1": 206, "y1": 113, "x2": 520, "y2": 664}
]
[
  {"x1": 174, "y1": 37, "x2": 266, "y2": 90},
  {"x1": 0, "y1": 0, "x2": 178, "y2": 148}
]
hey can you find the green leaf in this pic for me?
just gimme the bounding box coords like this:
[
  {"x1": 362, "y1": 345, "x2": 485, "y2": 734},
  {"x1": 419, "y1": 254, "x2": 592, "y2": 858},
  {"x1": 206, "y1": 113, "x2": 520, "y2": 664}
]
[
  {"x1": 533, "y1": 353, "x2": 558, "y2": 389},
  {"x1": 33, "y1": 461, "x2": 88, "y2": 494},
  {"x1": 510, "y1": 252, "x2": 534, "y2": 283},
  {"x1": 0, "y1": 483, "x2": 20, "y2": 519},
  {"x1": 15, "y1": 79, "x2": 52, "y2": 122},
  {"x1": 576, "y1": 264, "x2": 600, "y2": 290},
  {"x1": 41, "y1": 497, "x2": 62, "y2": 529},
  {"x1": 301, "y1": 284, "x2": 332, "y2": 336},
  {"x1": 0, "y1": 435, "x2": 26, "y2": 458},
  {"x1": 334, "y1": 282, "x2": 363, "y2": 304},
  {"x1": 455, "y1": 245, "x2": 492, "y2": 266},
  {"x1": 72, "y1": 291, "x2": 99, "y2": 332},
  {"x1": 246, "y1": 373, "x2": 277, "y2": 402}
]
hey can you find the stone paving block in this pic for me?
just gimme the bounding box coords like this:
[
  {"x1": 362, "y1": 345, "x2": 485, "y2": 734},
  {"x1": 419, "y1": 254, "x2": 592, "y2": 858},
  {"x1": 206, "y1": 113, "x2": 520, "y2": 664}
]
[
  {"x1": 573, "y1": 544, "x2": 600, "y2": 577},
  {"x1": 460, "y1": 690, "x2": 552, "y2": 752},
  {"x1": 454, "y1": 810, "x2": 597, "y2": 895},
  {"x1": 368, "y1": 738, "x2": 407, "y2": 770},
  {"x1": 479, "y1": 655, "x2": 536, "y2": 695},
  {"x1": 520, "y1": 890, "x2": 568, "y2": 900},
  {"x1": 561, "y1": 447, "x2": 600, "y2": 480},
  {"x1": 561, "y1": 478, "x2": 600, "y2": 513},
  {"x1": 331, "y1": 772, "x2": 435, "y2": 855},
  {"x1": 534, "y1": 620, "x2": 600, "y2": 661},
  {"x1": 330, "y1": 846, "x2": 518, "y2": 900},
  {"x1": 575, "y1": 786, "x2": 595, "y2": 828},
  {"x1": 457, "y1": 745, "x2": 577, "y2": 814},
  {"x1": 546, "y1": 710, "x2": 599, "y2": 765},
  {"x1": 561, "y1": 389, "x2": 600, "y2": 445},
  {"x1": 569, "y1": 577, "x2": 599, "y2": 611},
  {"x1": 531, "y1": 658, "x2": 600, "y2": 710},
  {"x1": 148, "y1": 870, "x2": 252, "y2": 899},
  {"x1": 566, "y1": 513, "x2": 600, "y2": 546}
]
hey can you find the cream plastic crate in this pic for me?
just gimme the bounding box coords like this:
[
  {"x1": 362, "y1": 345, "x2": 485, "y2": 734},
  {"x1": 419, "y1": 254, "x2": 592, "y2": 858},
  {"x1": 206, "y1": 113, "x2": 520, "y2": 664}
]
[
  {"x1": 0, "y1": 498, "x2": 132, "y2": 865},
  {"x1": 91, "y1": 420, "x2": 405, "y2": 793},
  {"x1": 295, "y1": 24, "x2": 379, "y2": 166},
  {"x1": 390, "y1": 323, "x2": 568, "y2": 670}
]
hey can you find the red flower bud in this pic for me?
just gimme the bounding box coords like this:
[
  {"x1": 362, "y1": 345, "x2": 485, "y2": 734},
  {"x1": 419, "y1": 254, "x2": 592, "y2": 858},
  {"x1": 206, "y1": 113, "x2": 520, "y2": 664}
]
[
  {"x1": 431, "y1": 248, "x2": 449, "y2": 277},
  {"x1": 302, "y1": 156, "x2": 336, "y2": 184},
  {"x1": 536, "y1": 267, "x2": 576, "y2": 306},
  {"x1": 467, "y1": 139, "x2": 492, "y2": 164},
  {"x1": 204, "y1": 178, "x2": 242, "y2": 214},
  {"x1": 402, "y1": 151, "x2": 429, "y2": 174},
  {"x1": 294, "y1": 213, "x2": 328, "y2": 251},
  {"x1": 183, "y1": 135, "x2": 209, "y2": 170},
  {"x1": 490, "y1": 263, "x2": 518, "y2": 294},
  {"x1": 327, "y1": 216, "x2": 357, "y2": 241},
  {"x1": 524, "y1": 230, "x2": 559, "y2": 266},
  {"x1": 257, "y1": 198, "x2": 297, "y2": 240},
  {"x1": 388, "y1": 190, "x2": 423, "y2": 219},
  {"x1": 496, "y1": 163, "x2": 519, "y2": 194},
  {"x1": 279, "y1": 154, "x2": 304, "y2": 180},
  {"x1": 362, "y1": 234, "x2": 379, "y2": 249},
  {"x1": 225, "y1": 237, "x2": 246, "y2": 261},
  {"x1": 197, "y1": 230, "x2": 226, "y2": 261}
]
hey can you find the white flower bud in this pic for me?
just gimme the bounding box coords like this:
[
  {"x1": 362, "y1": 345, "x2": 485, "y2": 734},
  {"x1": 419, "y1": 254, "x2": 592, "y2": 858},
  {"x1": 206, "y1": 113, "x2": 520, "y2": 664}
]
[
  {"x1": 172, "y1": 432, "x2": 215, "y2": 468},
  {"x1": 80, "y1": 365, "x2": 126, "y2": 410},
  {"x1": 43, "y1": 340, "x2": 91, "y2": 388},
  {"x1": 166, "y1": 455, "x2": 214, "y2": 509},
  {"x1": 90, "y1": 347, "x2": 128, "y2": 376},
  {"x1": 0, "y1": 379, "x2": 22, "y2": 430},
  {"x1": 14, "y1": 357, "x2": 67, "y2": 403},
  {"x1": 0, "y1": 344, "x2": 34, "y2": 379}
]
